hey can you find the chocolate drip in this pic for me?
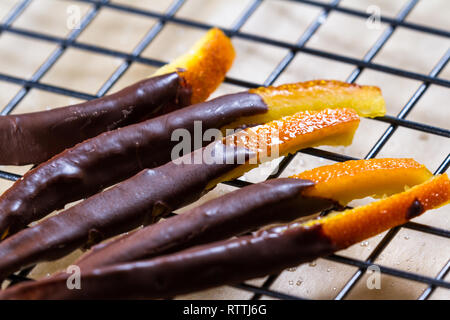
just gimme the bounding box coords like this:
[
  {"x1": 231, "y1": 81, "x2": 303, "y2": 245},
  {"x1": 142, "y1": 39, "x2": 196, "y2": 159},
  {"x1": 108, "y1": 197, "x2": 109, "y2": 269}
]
[
  {"x1": 406, "y1": 199, "x2": 424, "y2": 219},
  {"x1": 0, "y1": 142, "x2": 255, "y2": 280},
  {"x1": 0, "y1": 73, "x2": 188, "y2": 165},
  {"x1": 77, "y1": 178, "x2": 335, "y2": 270},
  {"x1": 0, "y1": 92, "x2": 268, "y2": 237},
  {"x1": 0, "y1": 223, "x2": 335, "y2": 299}
]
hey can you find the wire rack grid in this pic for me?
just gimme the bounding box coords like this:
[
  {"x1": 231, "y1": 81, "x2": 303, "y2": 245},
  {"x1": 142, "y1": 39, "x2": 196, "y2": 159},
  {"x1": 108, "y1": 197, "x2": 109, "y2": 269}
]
[{"x1": 0, "y1": 0, "x2": 448, "y2": 300}]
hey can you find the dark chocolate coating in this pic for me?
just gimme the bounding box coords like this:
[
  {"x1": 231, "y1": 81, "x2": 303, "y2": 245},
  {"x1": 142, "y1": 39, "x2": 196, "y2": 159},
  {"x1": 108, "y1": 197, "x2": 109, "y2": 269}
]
[
  {"x1": 77, "y1": 178, "x2": 335, "y2": 270},
  {"x1": 0, "y1": 92, "x2": 267, "y2": 236},
  {"x1": 0, "y1": 223, "x2": 335, "y2": 299},
  {"x1": 0, "y1": 143, "x2": 255, "y2": 280},
  {"x1": 0, "y1": 73, "x2": 188, "y2": 165},
  {"x1": 406, "y1": 199, "x2": 424, "y2": 219}
]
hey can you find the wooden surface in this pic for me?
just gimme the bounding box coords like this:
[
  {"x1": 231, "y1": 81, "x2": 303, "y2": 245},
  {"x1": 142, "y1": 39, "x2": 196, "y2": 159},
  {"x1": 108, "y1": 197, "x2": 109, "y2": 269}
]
[{"x1": 0, "y1": 0, "x2": 449, "y2": 299}]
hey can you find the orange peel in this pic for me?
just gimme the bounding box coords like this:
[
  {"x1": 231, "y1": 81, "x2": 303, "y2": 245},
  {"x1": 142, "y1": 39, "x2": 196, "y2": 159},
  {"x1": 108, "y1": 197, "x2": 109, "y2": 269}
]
[
  {"x1": 208, "y1": 108, "x2": 360, "y2": 188},
  {"x1": 304, "y1": 173, "x2": 450, "y2": 248},
  {"x1": 153, "y1": 28, "x2": 235, "y2": 104},
  {"x1": 225, "y1": 80, "x2": 385, "y2": 130},
  {"x1": 292, "y1": 158, "x2": 434, "y2": 205}
]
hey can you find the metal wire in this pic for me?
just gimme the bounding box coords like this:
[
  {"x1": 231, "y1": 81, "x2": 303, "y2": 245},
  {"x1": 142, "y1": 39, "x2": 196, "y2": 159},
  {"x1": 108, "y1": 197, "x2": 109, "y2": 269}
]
[{"x1": 0, "y1": 0, "x2": 448, "y2": 300}]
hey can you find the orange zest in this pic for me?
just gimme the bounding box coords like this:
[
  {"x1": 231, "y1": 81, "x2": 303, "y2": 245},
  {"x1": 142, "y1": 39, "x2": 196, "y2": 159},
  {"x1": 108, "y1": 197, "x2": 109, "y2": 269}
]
[
  {"x1": 207, "y1": 108, "x2": 360, "y2": 188},
  {"x1": 225, "y1": 80, "x2": 385, "y2": 130},
  {"x1": 292, "y1": 158, "x2": 433, "y2": 205},
  {"x1": 153, "y1": 28, "x2": 235, "y2": 104},
  {"x1": 304, "y1": 174, "x2": 450, "y2": 249}
]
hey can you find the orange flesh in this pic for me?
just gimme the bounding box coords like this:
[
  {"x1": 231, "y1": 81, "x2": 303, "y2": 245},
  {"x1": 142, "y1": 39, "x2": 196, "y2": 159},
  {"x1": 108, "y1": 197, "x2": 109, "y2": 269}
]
[
  {"x1": 304, "y1": 174, "x2": 450, "y2": 249},
  {"x1": 207, "y1": 108, "x2": 360, "y2": 189},
  {"x1": 292, "y1": 158, "x2": 433, "y2": 205},
  {"x1": 153, "y1": 28, "x2": 235, "y2": 104},
  {"x1": 225, "y1": 80, "x2": 385, "y2": 130}
]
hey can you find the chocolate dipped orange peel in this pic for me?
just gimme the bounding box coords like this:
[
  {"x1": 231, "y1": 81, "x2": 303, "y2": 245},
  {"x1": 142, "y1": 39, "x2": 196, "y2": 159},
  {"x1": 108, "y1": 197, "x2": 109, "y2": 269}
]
[
  {"x1": 0, "y1": 77, "x2": 383, "y2": 238},
  {"x1": 0, "y1": 159, "x2": 446, "y2": 299},
  {"x1": 0, "y1": 28, "x2": 234, "y2": 165},
  {"x1": 0, "y1": 107, "x2": 360, "y2": 279},
  {"x1": 75, "y1": 158, "x2": 436, "y2": 271}
]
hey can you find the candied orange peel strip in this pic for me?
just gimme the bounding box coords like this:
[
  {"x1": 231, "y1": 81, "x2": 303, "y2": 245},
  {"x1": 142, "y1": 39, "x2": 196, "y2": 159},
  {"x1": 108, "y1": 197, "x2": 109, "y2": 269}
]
[
  {"x1": 153, "y1": 28, "x2": 235, "y2": 104},
  {"x1": 208, "y1": 108, "x2": 360, "y2": 188},
  {"x1": 225, "y1": 80, "x2": 385, "y2": 130},
  {"x1": 303, "y1": 174, "x2": 450, "y2": 248},
  {"x1": 292, "y1": 158, "x2": 433, "y2": 205}
]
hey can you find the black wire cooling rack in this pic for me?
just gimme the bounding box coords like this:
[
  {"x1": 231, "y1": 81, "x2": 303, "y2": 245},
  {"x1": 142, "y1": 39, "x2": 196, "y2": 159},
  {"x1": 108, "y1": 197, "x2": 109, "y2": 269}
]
[{"x1": 0, "y1": 0, "x2": 449, "y2": 300}]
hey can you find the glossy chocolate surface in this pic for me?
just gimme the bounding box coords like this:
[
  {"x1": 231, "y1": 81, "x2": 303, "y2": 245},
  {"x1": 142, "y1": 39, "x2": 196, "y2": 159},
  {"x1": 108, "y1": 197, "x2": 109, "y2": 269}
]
[{"x1": 0, "y1": 73, "x2": 187, "y2": 165}]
